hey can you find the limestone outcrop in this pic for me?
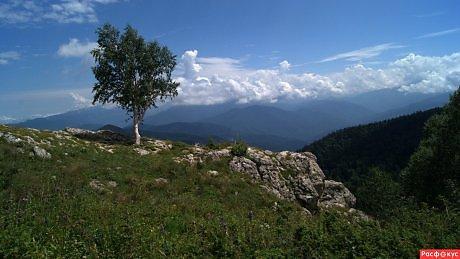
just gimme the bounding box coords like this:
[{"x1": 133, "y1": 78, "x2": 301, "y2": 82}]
[{"x1": 174, "y1": 145, "x2": 357, "y2": 214}]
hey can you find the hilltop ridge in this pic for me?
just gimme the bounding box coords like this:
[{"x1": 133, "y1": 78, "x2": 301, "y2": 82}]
[
  {"x1": 0, "y1": 125, "x2": 358, "y2": 215},
  {"x1": 0, "y1": 124, "x2": 456, "y2": 257}
]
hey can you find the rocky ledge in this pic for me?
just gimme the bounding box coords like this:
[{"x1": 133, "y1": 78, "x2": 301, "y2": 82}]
[{"x1": 175, "y1": 146, "x2": 358, "y2": 215}]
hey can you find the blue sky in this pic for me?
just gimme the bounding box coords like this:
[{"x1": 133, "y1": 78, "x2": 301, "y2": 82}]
[{"x1": 1, "y1": 0, "x2": 460, "y2": 121}]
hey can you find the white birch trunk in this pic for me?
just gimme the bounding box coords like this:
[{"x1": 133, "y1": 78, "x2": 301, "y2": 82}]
[{"x1": 133, "y1": 115, "x2": 141, "y2": 145}]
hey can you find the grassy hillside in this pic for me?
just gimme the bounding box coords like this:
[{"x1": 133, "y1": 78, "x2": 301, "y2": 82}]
[{"x1": 0, "y1": 125, "x2": 458, "y2": 257}]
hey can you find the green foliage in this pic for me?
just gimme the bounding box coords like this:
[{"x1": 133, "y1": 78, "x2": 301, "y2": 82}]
[
  {"x1": 91, "y1": 24, "x2": 179, "y2": 143},
  {"x1": 231, "y1": 141, "x2": 248, "y2": 157},
  {"x1": 354, "y1": 168, "x2": 402, "y2": 219},
  {"x1": 303, "y1": 108, "x2": 440, "y2": 186},
  {"x1": 402, "y1": 88, "x2": 460, "y2": 208},
  {"x1": 206, "y1": 137, "x2": 218, "y2": 150},
  {"x1": 92, "y1": 24, "x2": 179, "y2": 115}
]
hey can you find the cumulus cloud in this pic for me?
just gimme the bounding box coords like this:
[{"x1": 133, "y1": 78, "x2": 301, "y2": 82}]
[
  {"x1": 318, "y1": 43, "x2": 404, "y2": 63},
  {"x1": 0, "y1": 0, "x2": 119, "y2": 24},
  {"x1": 58, "y1": 38, "x2": 97, "y2": 57},
  {"x1": 181, "y1": 50, "x2": 202, "y2": 78},
  {"x1": 415, "y1": 28, "x2": 460, "y2": 39},
  {"x1": 0, "y1": 51, "x2": 20, "y2": 64},
  {"x1": 173, "y1": 50, "x2": 460, "y2": 105},
  {"x1": 279, "y1": 60, "x2": 291, "y2": 72}
]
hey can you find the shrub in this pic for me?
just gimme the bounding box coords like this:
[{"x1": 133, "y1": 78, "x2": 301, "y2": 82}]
[
  {"x1": 206, "y1": 138, "x2": 218, "y2": 150},
  {"x1": 354, "y1": 168, "x2": 402, "y2": 219},
  {"x1": 231, "y1": 141, "x2": 248, "y2": 157}
]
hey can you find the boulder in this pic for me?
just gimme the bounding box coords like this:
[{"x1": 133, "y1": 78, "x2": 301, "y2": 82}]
[
  {"x1": 150, "y1": 140, "x2": 173, "y2": 152},
  {"x1": 33, "y1": 146, "x2": 51, "y2": 159},
  {"x1": 207, "y1": 170, "x2": 219, "y2": 176},
  {"x1": 134, "y1": 148, "x2": 150, "y2": 156},
  {"x1": 318, "y1": 180, "x2": 356, "y2": 209},
  {"x1": 153, "y1": 178, "x2": 169, "y2": 186},
  {"x1": 107, "y1": 181, "x2": 118, "y2": 188}
]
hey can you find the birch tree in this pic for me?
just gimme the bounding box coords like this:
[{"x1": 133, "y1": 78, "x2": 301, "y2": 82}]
[{"x1": 91, "y1": 24, "x2": 179, "y2": 145}]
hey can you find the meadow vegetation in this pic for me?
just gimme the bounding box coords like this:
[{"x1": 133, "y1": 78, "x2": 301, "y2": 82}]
[{"x1": 0, "y1": 125, "x2": 458, "y2": 257}]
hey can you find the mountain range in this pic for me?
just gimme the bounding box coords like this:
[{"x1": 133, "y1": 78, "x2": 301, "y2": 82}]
[{"x1": 13, "y1": 88, "x2": 452, "y2": 151}]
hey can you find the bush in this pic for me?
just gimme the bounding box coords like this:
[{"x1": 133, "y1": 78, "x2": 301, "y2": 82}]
[
  {"x1": 206, "y1": 138, "x2": 218, "y2": 150},
  {"x1": 231, "y1": 141, "x2": 248, "y2": 157},
  {"x1": 354, "y1": 168, "x2": 402, "y2": 219}
]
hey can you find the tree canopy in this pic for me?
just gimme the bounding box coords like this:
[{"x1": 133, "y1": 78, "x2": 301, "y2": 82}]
[
  {"x1": 91, "y1": 24, "x2": 179, "y2": 144},
  {"x1": 402, "y1": 87, "x2": 460, "y2": 208}
]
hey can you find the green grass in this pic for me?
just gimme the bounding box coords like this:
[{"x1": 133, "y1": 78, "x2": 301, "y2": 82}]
[{"x1": 0, "y1": 125, "x2": 458, "y2": 258}]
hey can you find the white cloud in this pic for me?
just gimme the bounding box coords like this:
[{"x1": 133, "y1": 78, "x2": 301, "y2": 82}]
[
  {"x1": 58, "y1": 38, "x2": 97, "y2": 57},
  {"x1": 318, "y1": 43, "x2": 404, "y2": 63},
  {"x1": 0, "y1": 115, "x2": 17, "y2": 123},
  {"x1": 181, "y1": 50, "x2": 202, "y2": 78},
  {"x1": 0, "y1": 51, "x2": 20, "y2": 64},
  {"x1": 196, "y1": 56, "x2": 242, "y2": 77},
  {"x1": 0, "y1": 0, "x2": 119, "y2": 24},
  {"x1": 173, "y1": 50, "x2": 460, "y2": 105},
  {"x1": 70, "y1": 91, "x2": 93, "y2": 108},
  {"x1": 415, "y1": 28, "x2": 460, "y2": 39},
  {"x1": 279, "y1": 60, "x2": 291, "y2": 71},
  {"x1": 45, "y1": 0, "x2": 98, "y2": 24}
]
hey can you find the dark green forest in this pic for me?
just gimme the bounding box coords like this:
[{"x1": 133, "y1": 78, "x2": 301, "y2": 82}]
[
  {"x1": 303, "y1": 108, "x2": 439, "y2": 186},
  {"x1": 304, "y1": 89, "x2": 459, "y2": 221}
]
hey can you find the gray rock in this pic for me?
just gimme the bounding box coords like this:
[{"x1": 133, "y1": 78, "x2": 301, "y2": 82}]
[
  {"x1": 33, "y1": 146, "x2": 51, "y2": 159},
  {"x1": 153, "y1": 178, "x2": 169, "y2": 185},
  {"x1": 89, "y1": 180, "x2": 111, "y2": 194},
  {"x1": 65, "y1": 128, "x2": 129, "y2": 142},
  {"x1": 229, "y1": 147, "x2": 356, "y2": 214},
  {"x1": 2, "y1": 133, "x2": 22, "y2": 143},
  {"x1": 24, "y1": 136, "x2": 36, "y2": 144},
  {"x1": 229, "y1": 156, "x2": 259, "y2": 180},
  {"x1": 174, "y1": 153, "x2": 203, "y2": 165},
  {"x1": 149, "y1": 140, "x2": 172, "y2": 152},
  {"x1": 107, "y1": 181, "x2": 118, "y2": 188},
  {"x1": 134, "y1": 148, "x2": 150, "y2": 156},
  {"x1": 174, "y1": 146, "x2": 231, "y2": 165},
  {"x1": 65, "y1": 128, "x2": 93, "y2": 135},
  {"x1": 318, "y1": 180, "x2": 356, "y2": 209},
  {"x1": 207, "y1": 170, "x2": 219, "y2": 176},
  {"x1": 206, "y1": 148, "x2": 231, "y2": 160}
]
